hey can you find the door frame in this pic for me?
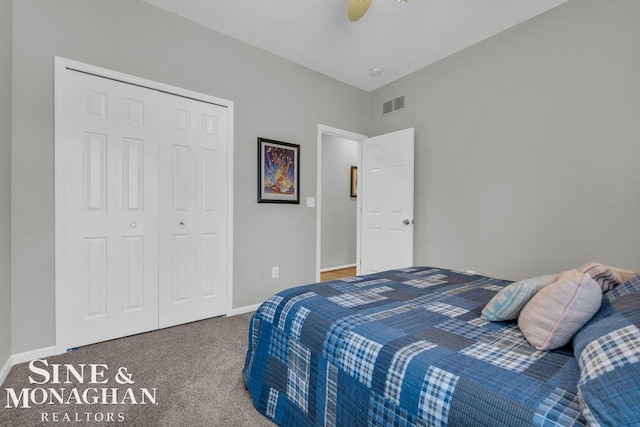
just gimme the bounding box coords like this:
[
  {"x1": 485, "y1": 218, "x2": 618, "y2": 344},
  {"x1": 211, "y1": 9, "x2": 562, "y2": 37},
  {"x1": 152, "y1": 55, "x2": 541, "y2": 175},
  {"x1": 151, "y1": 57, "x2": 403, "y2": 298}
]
[
  {"x1": 315, "y1": 124, "x2": 367, "y2": 282},
  {"x1": 54, "y1": 57, "x2": 235, "y2": 354}
]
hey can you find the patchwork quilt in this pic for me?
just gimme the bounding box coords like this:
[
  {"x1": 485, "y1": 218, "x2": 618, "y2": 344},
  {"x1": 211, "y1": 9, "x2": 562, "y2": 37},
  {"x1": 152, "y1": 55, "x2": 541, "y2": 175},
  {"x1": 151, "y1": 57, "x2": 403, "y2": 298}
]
[{"x1": 244, "y1": 267, "x2": 586, "y2": 426}]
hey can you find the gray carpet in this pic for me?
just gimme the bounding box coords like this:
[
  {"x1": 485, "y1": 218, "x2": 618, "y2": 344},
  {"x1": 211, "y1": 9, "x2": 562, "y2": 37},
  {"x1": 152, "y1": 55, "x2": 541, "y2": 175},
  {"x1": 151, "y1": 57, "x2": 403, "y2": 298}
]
[{"x1": 0, "y1": 313, "x2": 275, "y2": 426}]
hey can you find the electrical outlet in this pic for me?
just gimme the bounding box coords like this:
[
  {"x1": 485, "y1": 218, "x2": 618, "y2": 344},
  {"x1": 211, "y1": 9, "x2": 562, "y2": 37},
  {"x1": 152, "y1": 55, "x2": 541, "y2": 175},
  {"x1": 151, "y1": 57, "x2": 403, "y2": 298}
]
[{"x1": 272, "y1": 266, "x2": 279, "y2": 279}]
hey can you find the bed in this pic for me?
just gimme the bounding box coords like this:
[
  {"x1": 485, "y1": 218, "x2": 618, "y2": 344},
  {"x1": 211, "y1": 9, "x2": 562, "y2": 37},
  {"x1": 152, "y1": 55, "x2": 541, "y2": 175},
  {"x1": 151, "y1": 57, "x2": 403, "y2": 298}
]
[{"x1": 243, "y1": 266, "x2": 640, "y2": 426}]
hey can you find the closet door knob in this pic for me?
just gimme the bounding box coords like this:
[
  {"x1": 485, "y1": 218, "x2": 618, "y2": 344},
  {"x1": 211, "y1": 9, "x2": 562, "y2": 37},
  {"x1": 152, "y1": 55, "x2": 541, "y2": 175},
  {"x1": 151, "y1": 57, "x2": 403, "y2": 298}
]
[{"x1": 179, "y1": 221, "x2": 186, "y2": 228}]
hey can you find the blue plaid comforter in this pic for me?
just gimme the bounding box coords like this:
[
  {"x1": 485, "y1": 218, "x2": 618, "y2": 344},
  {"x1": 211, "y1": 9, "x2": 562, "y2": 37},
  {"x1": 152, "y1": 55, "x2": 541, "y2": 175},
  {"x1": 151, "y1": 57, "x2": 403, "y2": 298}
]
[{"x1": 243, "y1": 267, "x2": 585, "y2": 426}]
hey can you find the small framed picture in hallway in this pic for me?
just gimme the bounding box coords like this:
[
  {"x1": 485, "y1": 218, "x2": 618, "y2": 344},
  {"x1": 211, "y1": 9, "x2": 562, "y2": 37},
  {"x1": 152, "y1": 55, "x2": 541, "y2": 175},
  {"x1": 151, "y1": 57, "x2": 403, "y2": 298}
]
[{"x1": 350, "y1": 166, "x2": 357, "y2": 197}]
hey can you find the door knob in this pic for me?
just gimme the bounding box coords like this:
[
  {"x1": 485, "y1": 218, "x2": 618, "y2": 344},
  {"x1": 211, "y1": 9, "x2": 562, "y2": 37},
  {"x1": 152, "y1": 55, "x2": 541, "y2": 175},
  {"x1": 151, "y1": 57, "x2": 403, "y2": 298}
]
[
  {"x1": 130, "y1": 221, "x2": 137, "y2": 229},
  {"x1": 179, "y1": 221, "x2": 186, "y2": 228},
  {"x1": 403, "y1": 219, "x2": 411, "y2": 225}
]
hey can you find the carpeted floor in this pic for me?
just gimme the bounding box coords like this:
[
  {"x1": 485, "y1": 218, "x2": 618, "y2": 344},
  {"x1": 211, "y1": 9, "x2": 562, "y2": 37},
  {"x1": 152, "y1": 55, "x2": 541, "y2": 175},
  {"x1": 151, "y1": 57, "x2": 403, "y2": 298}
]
[{"x1": 0, "y1": 313, "x2": 275, "y2": 426}]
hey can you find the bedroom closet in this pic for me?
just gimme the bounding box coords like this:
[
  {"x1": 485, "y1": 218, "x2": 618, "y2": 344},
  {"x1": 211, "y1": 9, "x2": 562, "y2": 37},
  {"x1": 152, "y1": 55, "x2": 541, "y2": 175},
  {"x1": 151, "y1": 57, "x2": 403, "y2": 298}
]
[{"x1": 55, "y1": 59, "x2": 232, "y2": 352}]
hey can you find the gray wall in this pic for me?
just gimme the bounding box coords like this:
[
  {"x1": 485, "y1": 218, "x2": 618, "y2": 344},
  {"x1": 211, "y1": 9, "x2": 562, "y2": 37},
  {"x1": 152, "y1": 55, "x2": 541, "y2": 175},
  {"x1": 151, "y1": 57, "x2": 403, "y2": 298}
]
[
  {"x1": 9, "y1": 0, "x2": 640, "y2": 356},
  {"x1": 321, "y1": 135, "x2": 358, "y2": 269},
  {"x1": 11, "y1": 0, "x2": 369, "y2": 353},
  {"x1": 0, "y1": 0, "x2": 12, "y2": 365},
  {"x1": 369, "y1": 0, "x2": 640, "y2": 280}
]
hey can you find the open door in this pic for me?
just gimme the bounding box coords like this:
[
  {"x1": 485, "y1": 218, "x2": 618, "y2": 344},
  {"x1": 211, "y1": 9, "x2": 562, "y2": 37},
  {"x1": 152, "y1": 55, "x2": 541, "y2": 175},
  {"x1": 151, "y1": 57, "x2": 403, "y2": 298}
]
[{"x1": 359, "y1": 128, "x2": 414, "y2": 274}]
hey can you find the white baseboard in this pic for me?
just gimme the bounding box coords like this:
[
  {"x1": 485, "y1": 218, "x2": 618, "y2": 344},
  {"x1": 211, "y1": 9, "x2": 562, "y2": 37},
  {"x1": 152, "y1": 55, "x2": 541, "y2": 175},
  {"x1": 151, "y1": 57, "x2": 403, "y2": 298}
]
[
  {"x1": 228, "y1": 303, "x2": 261, "y2": 316},
  {"x1": 320, "y1": 263, "x2": 356, "y2": 273},
  {"x1": 12, "y1": 345, "x2": 57, "y2": 365},
  {"x1": 1, "y1": 345, "x2": 61, "y2": 386},
  {"x1": 0, "y1": 354, "x2": 13, "y2": 386},
  {"x1": 1, "y1": 307, "x2": 262, "y2": 385}
]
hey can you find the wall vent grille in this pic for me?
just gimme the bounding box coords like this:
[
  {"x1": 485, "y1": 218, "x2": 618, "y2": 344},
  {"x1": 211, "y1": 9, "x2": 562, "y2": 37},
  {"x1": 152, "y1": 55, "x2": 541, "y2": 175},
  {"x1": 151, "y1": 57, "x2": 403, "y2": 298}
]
[
  {"x1": 382, "y1": 100, "x2": 393, "y2": 115},
  {"x1": 382, "y1": 96, "x2": 405, "y2": 116}
]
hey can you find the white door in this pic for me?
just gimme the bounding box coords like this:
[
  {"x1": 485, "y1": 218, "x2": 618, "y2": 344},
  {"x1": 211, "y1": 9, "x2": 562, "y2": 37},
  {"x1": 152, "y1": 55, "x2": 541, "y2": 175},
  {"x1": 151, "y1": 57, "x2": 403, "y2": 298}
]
[
  {"x1": 58, "y1": 63, "x2": 230, "y2": 351},
  {"x1": 359, "y1": 128, "x2": 414, "y2": 274},
  {"x1": 158, "y1": 94, "x2": 228, "y2": 328},
  {"x1": 63, "y1": 71, "x2": 159, "y2": 349}
]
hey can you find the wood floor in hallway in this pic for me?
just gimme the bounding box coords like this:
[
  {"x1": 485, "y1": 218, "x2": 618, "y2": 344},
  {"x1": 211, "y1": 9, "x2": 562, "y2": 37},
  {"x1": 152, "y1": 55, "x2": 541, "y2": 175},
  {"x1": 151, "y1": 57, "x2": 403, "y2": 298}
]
[{"x1": 320, "y1": 267, "x2": 356, "y2": 282}]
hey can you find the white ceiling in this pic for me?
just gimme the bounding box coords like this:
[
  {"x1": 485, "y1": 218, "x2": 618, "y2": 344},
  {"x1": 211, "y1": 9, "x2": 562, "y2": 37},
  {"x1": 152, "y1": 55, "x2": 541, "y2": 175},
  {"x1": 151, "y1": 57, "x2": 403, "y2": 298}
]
[{"x1": 141, "y1": 0, "x2": 569, "y2": 92}]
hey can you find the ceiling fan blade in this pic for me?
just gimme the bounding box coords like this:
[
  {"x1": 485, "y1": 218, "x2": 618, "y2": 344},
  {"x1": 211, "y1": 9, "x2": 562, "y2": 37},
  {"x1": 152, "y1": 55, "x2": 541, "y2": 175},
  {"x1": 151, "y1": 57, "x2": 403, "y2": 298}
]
[{"x1": 348, "y1": 0, "x2": 373, "y2": 22}]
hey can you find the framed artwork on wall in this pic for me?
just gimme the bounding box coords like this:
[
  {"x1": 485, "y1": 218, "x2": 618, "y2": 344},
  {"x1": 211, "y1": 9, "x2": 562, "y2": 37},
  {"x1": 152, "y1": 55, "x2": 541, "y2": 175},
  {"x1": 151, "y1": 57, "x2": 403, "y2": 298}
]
[
  {"x1": 258, "y1": 137, "x2": 300, "y2": 204},
  {"x1": 350, "y1": 166, "x2": 357, "y2": 197}
]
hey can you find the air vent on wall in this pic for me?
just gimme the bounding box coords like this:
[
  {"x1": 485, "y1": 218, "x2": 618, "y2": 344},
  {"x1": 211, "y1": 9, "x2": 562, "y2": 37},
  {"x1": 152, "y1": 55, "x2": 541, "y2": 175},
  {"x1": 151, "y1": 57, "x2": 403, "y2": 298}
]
[
  {"x1": 383, "y1": 100, "x2": 393, "y2": 115},
  {"x1": 382, "y1": 96, "x2": 405, "y2": 116}
]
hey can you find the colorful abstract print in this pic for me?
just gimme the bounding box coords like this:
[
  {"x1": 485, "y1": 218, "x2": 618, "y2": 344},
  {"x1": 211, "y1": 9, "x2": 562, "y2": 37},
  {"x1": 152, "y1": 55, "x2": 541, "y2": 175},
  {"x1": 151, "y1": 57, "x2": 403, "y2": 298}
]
[{"x1": 244, "y1": 267, "x2": 586, "y2": 426}]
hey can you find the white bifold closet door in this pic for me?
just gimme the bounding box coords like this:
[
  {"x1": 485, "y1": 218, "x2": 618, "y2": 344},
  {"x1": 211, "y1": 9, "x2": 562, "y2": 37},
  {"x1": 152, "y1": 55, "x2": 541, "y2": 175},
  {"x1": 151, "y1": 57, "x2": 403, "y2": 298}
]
[{"x1": 62, "y1": 70, "x2": 227, "y2": 349}]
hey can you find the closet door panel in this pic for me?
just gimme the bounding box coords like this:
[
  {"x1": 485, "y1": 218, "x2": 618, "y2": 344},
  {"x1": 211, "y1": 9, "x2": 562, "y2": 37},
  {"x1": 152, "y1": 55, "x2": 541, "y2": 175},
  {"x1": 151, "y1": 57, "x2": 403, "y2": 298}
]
[
  {"x1": 159, "y1": 94, "x2": 227, "y2": 328},
  {"x1": 113, "y1": 82, "x2": 159, "y2": 329},
  {"x1": 63, "y1": 72, "x2": 159, "y2": 349},
  {"x1": 196, "y1": 103, "x2": 228, "y2": 311},
  {"x1": 159, "y1": 95, "x2": 197, "y2": 327}
]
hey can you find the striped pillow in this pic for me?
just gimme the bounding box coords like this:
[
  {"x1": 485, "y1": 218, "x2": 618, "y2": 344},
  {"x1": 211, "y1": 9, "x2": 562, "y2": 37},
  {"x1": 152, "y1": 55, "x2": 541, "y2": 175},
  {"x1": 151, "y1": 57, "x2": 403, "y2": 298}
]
[
  {"x1": 482, "y1": 274, "x2": 559, "y2": 321},
  {"x1": 518, "y1": 270, "x2": 602, "y2": 351},
  {"x1": 610, "y1": 266, "x2": 638, "y2": 284},
  {"x1": 578, "y1": 262, "x2": 637, "y2": 292}
]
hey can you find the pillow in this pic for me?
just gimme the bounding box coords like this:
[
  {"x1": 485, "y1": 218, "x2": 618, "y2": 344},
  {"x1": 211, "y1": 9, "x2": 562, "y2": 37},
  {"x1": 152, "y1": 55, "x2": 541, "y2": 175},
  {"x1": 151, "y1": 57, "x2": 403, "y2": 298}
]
[
  {"x1": 518, "y1": 270, "x2": 601, "y2": 350},
  {"x1": 578, "y1": 262, "x2": 637, "y2": 292},
  {"x1": 610, "y1": 266, "x2": 638, "y2": 284},
  {"x1": 572, "y1": 277, "x2": 640, "y2": 426},
  {"x1": 482, "y1": 274, "x2": 559, "y2": 321},
  {"x1": 578, "y1": 262, "x2": 619, "y2": 292}
]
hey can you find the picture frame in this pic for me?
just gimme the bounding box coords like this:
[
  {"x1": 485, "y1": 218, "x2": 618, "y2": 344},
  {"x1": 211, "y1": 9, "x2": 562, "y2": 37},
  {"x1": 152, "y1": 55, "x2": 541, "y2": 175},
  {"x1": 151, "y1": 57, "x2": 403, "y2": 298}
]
[
  {"x1": 257, "y1": 137, "x2": 300, "y2": 204},
  {"x1": 350, "y1": 166, "x2": 357, "y2": 197}
]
